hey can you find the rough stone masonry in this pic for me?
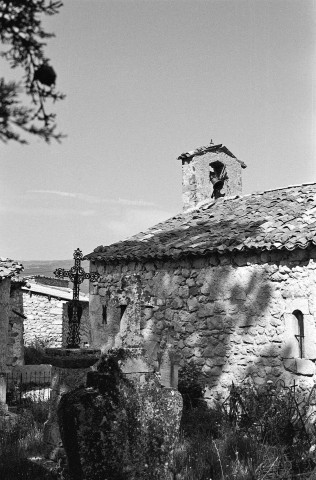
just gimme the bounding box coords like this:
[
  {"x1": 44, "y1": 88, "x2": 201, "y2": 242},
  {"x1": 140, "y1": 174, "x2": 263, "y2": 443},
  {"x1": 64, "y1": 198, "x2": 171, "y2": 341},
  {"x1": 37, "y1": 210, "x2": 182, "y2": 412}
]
[
  {"x1": 88, "y1": 245, "x2": 316, "y2": 401},
  {"x1": 57, "y1": 275, "x2": 182, "y2": 480},
  {"x1": 86, "y1": 142, "x2": 316, "y2": 403}
]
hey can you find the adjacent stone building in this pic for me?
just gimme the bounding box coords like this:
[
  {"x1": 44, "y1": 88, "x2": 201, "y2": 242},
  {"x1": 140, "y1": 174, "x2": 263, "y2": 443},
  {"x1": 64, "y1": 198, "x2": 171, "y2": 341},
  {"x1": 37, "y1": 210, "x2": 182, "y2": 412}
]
[
  {"x1": 0, "y1": 258, "x2": 24, "y2": 410},
  {"x1": 7, "y1": 275, "x2": 90, "y2": 369},
  {"x1": 86, "y1": 141, "x2": 316, "y2": 401},
  {"x1": 0, "y1": 258, "x2": 24, "y2": 372},
  {"x1": 20, "y1": 276, "x2": 90, "y2": 348}
]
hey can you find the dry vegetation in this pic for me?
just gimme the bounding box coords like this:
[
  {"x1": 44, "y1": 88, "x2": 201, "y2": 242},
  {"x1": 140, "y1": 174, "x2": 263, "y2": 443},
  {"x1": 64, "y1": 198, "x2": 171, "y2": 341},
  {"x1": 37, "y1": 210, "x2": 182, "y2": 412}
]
[{"x1": 2, "y1": 363, "x2": 316, "y2": 479}]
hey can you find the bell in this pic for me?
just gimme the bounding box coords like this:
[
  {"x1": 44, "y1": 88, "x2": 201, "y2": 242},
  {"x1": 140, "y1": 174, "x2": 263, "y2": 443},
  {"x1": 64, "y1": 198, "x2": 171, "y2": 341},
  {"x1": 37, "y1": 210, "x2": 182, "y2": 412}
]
[{"x1": 210, "y1": 175, "x2": 224, "y2": 190}]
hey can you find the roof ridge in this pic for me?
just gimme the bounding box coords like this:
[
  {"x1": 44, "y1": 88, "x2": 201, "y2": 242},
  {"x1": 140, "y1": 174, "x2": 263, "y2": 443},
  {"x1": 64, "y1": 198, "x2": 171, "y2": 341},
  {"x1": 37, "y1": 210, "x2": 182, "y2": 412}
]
[
  {"x1": 250, "y1": 181, "x2": 316, "y2": 196},
  {"x1": 185, "y1": 182, "x2": 316, "y2": 213}
]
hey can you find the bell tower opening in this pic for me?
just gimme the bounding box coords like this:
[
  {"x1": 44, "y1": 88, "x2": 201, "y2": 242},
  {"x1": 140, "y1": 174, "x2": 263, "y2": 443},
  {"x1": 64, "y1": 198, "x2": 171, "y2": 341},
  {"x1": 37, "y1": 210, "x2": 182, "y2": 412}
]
[
  {"x1": 178, "y1": 141, "x2": 247, "y2": 210},
  {"x1": 209, "y1": 161, "x2": 227, "y2": 199}
]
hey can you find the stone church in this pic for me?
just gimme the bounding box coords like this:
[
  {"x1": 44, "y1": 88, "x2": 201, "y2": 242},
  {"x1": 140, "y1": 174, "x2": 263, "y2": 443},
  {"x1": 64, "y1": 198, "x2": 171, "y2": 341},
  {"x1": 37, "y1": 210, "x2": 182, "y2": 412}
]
[{"x1": 86, "y1": 141, "x2": 316, "y2": 401}]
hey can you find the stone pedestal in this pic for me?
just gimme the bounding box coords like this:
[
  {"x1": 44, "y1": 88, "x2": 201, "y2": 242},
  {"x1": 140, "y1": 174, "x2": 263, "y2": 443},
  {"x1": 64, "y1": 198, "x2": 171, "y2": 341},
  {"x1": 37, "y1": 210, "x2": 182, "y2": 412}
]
[
  {"x1": 42, "y1": 347, "x2": 100, "y2": 459},
  {"x1": 58, "y1": 348, "x2": 183, "y2": 480}
]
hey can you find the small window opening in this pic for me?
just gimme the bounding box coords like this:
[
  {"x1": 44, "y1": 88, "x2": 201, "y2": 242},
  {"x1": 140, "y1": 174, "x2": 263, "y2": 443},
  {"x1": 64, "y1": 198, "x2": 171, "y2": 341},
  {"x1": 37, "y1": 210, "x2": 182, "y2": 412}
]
[
  {"x1": 293, "y1": 310, "x2": 304, "y2": 358},
  {"x1": 210, "y1": 161, "x2": 227, "y2": 199},
  {"x1": 102, "y1": 305, "x2": 107, "y2": 325}
]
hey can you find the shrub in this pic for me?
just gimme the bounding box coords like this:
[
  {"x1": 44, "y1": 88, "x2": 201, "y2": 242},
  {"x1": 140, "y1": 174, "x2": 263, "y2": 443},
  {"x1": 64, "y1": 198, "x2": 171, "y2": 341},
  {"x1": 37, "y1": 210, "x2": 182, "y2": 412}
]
[
  {"x1": 174, "y1": 380, "x2": 316, "y2": 479},
  {"x1": 0, "y1": 398, "x2": 54, "y2": 479},
  {"x1": 178, "y1": 362, "x2": 207, "y2": 410},
  {"x1": 24, "y1": 337, "x2": 51, "y2": 365}
]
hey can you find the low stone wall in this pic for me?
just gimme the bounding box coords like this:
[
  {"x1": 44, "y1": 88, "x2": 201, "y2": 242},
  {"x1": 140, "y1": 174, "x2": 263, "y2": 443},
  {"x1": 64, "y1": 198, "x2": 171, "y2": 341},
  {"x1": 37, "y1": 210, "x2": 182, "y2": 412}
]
[{"x1": 89, "y1": 245, "x2": 316, "y2": 401}]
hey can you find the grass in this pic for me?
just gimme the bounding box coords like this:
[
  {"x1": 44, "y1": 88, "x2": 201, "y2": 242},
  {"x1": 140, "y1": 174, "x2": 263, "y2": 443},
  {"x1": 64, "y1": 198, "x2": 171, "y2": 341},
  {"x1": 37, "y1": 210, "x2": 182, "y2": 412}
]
[
  {"x1": 0, "y1": 399, "x2": 61, "y2": 480},
  {"x1": 173, "y1": 418, "x2": 294, "y2": 480},
  {"x1": 173, "y1": 379, "x2": 316, "y2": 480},
  {"x1": 1, "y1": 378, "x2": 316, "y2": 479}
]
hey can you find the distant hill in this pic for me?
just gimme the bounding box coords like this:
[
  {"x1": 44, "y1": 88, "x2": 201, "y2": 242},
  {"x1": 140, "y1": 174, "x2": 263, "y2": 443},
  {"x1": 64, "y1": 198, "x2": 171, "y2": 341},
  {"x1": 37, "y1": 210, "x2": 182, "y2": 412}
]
[{"x1": 19, "y1": 259, "x2": 90, "y2": 294}]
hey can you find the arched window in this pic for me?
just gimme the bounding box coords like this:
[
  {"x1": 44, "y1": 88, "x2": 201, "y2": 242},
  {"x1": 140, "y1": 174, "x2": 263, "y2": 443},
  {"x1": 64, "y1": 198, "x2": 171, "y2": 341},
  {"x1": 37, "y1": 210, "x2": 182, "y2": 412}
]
[
  {"x1": 102, "y1": 305, "x2": 107, "y2": 324},
  {"x1": 293, "y1": 310, "x2": 304, "y2": 358}
]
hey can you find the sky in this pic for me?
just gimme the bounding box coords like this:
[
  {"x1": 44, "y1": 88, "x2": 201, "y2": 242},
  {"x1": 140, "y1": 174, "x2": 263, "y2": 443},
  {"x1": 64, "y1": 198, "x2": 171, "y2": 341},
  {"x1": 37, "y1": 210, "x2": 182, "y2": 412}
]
[{"x1": 1, "y1": 0, "x2": 315, "y2": 260}]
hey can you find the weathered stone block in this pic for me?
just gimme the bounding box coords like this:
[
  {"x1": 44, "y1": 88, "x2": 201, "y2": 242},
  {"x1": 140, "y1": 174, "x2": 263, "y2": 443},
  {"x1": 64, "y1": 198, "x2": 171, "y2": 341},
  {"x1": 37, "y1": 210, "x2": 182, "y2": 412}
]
[
  {"x1": 172, "y1": 297, "x2": 183, "y2": 309},
  {"x1": 213, "y1": 344, "x2": 227, "y2": 357},
  {"x1": 260, "y1": 344, "x2": 281, "y2": 357},
  {"x1": 200, "y1": 283, "x2": 211, "y2": 295},
  {"x1": 189, "y1": 286, "x2": 199, "y2": 296},
  {"x1": 50, "y1": 307, "x2": 63, "y2": 315},
  {"x1": 214, "y1": 301, "x2": 226, "y2": 314},
  {"x1": 204, "y1": 346, "x2": 214, "y2": 358},
  {"x1": 284, "y1": 358, "x2": 315, "y2": 376},
  {"x1": 58, "y1": 352, "x2": 182, "y2": 480},
  {"x1": 255, "y1": 335, "x2": 269, "y2": 345},
  {"x1": 184, "y1": 332, "x2": 204, "y2": 347},
  {"x1": 89, "y1": 294, "x2": 102, "y2": 314},
  {"x1": 185, "y1": 324, "x2": 195, "y2": 333},
  {"x1": 182, "y1": 347, "x2": 194, "y2": 358},
  {"x1": 187, "y1": 297, "x2": 199, "y2": 312},
  {"x1": 233, "y1": 254, "x2": 248, "y2": 267},
  {"x1": 206, "y1": 317, "x2": 220, "y2": 329},
  {"x1": 197, "y1": 303, "x2": 214, "y2": 318}
]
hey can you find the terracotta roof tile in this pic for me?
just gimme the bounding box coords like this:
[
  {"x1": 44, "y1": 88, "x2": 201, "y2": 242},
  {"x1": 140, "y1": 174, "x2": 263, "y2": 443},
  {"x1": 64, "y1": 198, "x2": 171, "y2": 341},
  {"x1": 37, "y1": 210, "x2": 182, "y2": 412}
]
[
  {"x1": 86, "y1": 183, "x2": 316, "y2": 262},
  {"x1": 22, "y1": 282, "x2": 88, "y2": 301},
  {"x1": 0, "y1": 258, "x2": 24, "y2": 279}
]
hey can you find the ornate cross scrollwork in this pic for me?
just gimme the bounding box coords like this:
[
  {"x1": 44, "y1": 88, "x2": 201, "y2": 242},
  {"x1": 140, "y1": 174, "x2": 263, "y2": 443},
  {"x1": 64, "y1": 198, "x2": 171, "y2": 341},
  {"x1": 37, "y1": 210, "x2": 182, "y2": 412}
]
[{"x1": 54, "y1": 248, "x2": 100, "y2": 348}]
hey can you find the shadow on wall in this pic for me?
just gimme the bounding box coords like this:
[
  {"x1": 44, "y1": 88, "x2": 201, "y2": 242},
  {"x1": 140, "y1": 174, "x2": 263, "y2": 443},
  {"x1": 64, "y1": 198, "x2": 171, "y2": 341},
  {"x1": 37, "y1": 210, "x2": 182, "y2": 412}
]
[
  {"x1": 146, "y1": 256, "x2": 275, "y2": 397},
  {"x1": 99, "y1": 219, "x2": 309, "y2": 396},
  {"x1": 243, "y1": 343, "x2": 293, "y2": 388}
]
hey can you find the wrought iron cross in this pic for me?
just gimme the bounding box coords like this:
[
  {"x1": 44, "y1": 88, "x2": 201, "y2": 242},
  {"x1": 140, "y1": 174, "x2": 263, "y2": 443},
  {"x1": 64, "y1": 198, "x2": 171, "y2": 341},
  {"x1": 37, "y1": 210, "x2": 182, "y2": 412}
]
[{"x1": 54, "y1": 248, "x2": 100, "y2": 349}]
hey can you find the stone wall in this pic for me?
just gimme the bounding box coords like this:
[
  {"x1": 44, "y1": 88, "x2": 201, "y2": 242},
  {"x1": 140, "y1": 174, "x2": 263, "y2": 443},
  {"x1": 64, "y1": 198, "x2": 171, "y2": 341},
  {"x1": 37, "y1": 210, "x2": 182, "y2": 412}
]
[
  {"x1": 0, "y1": 278, "x2": 11, "y2": 371},
  {"x1": 23, "y1": 292, "x2": 90, "y2": 348},
  {"x1": 8, "y1": 317, "x2": 24, "y2": 367},
  {"x1": 9, "y1": 287, "x2": 25, "y2": 366},
  {"x1": 0, "y1": 280, "x2": 23, "y2": 371},
  {"x1": 22, "y1": 291, "x2": 65, "y2": 347},
  {"x1": 89, "y1": 245, "x2": 316, "y2": 401}
]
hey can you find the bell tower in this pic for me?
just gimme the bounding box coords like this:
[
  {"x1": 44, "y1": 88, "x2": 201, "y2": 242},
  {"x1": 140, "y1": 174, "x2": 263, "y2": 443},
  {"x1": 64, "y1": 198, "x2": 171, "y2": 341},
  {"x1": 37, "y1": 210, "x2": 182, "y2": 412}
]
[{"x1": 178, "y1": 141, "x2": 247, "y2": 211}]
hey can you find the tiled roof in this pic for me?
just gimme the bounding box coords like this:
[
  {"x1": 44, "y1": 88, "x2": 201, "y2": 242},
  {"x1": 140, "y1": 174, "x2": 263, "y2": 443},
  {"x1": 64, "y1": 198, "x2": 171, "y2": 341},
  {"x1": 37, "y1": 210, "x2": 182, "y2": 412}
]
[
  {"x1": 22, "y1": 282, "x2": 88, "y2": 302},
  {"x1": 177, "y1": 143, "x2": 247, "y2": 168},
  {"x1": 86, "y1": 183, "x2": 316, "y2": 263},
  {"x1": 0, "y1": 258, "x2": 24, "y2": 279}
]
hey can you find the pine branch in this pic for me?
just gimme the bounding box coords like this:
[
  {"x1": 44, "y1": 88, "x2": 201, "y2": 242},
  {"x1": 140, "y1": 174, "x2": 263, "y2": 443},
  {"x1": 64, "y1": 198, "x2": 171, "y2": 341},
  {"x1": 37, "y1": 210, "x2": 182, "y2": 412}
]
[{"x1": 0, "y1": 0, "x2": 65, "y2": 144}]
